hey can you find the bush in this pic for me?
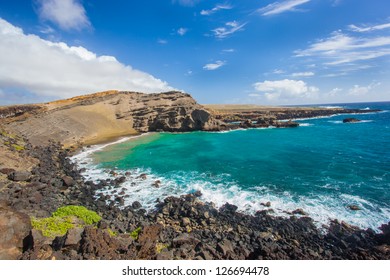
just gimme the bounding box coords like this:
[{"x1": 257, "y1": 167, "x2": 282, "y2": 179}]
[
  {"x1": 31, "y1": 216, "x2": 75, "y2": 238},
  {"x1": 52, "y1": 206, "x2": 101, "y2": 225},
  {"x1": 31, "y1": 205, "x2": 102, "y2": 237},
  {"x1": 130, "y1": 227, "x2": 142, "y2": 240}
]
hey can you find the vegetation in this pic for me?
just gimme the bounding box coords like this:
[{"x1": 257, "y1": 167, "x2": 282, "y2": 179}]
[
  {"x1": 156, "y1": 243, "x2": 169, "y2": 254},
  {"x1": 31, "y1": 216, "x2": 76, "y2": 238},
  {"x1": 11, "y1": 144, "x2": 25, "y2": 151},
  {"x1": 31, "y1": 205, "x2": 102, "y2": 237},
  {"x1": 107, "y1": 228, "x2": 118, "y2": 237},
  {"x1": 130, "y1": 227, "x2": 142, "y2": 240},
  {"x1": 52, "y1": 206, "x2": 101, "y2": 225}
]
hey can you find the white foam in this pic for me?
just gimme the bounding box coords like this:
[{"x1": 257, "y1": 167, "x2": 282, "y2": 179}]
[
  {"x1": 319, "y1": 106, "x2": 344, "y2": 109},
  {"x1": 71, "y1": 137, "x2": 390, "y2": 232},
  {"x1": 70, "y1": 133, "x2": 151, "y2": 164},
  {"x1": 299, "y1": 123, "x2": 313, "y2": 127},
  {"x1": 328, "y1": 120, "x2": 343, "y2": 124}
]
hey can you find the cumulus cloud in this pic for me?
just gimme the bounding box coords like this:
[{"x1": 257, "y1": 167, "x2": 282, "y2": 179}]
[
  {"x1": 36, "y1": 0, "x2": 91, "y2": 31},
  {"x1": 253, "y1": 79, "x2": 319, "y2": 101},
  {"x1": 0, "y1": 18, "x2": 173, "y2": 101},
  {"x1": 201, "y1": 4, "x2": 232, "y2": 16},
  {"x1": 257, "y1": 0, "x2": 311, "y2": 16},
  {"x1": 212, "y1": 21, "x2": 246, "y2": 39},
  {"x1": 203, "y1": 60, "x2": 226, "y2": 70},
  {"x1": 177, "y1": 27, "x2": 188, "y2": 36},
  {"x1": 348, "y1": 82, "x2": 381, "y2": 96}
]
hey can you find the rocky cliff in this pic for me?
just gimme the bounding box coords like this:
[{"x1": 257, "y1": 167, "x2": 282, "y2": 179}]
[{"x1": 1, "y1": 91, "x2": 223, "y2": 146}]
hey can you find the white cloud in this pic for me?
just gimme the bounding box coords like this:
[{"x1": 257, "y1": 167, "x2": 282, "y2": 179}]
[
  {"x1": 177, "y1": 27, "x2": 188, "y2": 36},
  {"x1": 348, "y1": 82, "x2": 381, "y2": 96},
  {"x1": 295, "y1": 31, "x2": 390, "y2": 65},
  {"x1": 273, "y1": 69, "x2": 285, "y2": 74},
  {"x1": 222, "y1": 48, "x2": 235, "y2": 53},
  {"x1": 212, "y1": 21, "x2": 246, "y2": 39},
  {"x1": 253, "y1": 79, "x2": 319, "y2": 101},
  {"x1": 0, "y1": 18, "x2": 173, "y2": 101},
  {"x1": 201, "y1": 4, "x2": 233, "y2": 16},
  {"x1": 349, "y1": 22, "x2": 390, "y2": 33},
  {"x1": 327, "y1": 87, "x2": 343, "y2": 97},
  {"x1": 37, "y1": 0, "x2": 90, "y2": 31},
  {"x1": 291, "y1": 71, "x2": 315, "y2": 77},
  {"x1": 203, "y1": 60, "x2": 226, "y2": 70},
  {"x1": 258, "y1": 0, "x2": 311, "y2": 16}
]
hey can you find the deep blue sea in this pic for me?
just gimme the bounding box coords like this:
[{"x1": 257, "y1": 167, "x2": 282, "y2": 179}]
[{"x1": 73, "y1": 102, "x2": 390, "y2": 231}]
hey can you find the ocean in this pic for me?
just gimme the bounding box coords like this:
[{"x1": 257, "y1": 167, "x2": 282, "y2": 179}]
[{"x1": 72, "y1": 102, "x2": 390, "y2": 231}]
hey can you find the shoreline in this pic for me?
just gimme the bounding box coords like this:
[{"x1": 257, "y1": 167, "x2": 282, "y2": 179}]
[
  {"x1": 70, "y1": 110, "x2": 388, "y2": 233},
  {"x1": 1, "y1": 100, "x2": 389, "y2": 260}
]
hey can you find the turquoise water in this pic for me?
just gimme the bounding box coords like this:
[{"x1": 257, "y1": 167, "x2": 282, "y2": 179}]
[{"x1": 76, "y1": 102, "x2": 390, "y2": 230}]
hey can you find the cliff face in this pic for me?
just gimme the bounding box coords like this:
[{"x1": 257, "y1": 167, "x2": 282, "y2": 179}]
[{"x1": 2, "y1": 91, "x2": 223, "y2": 146}]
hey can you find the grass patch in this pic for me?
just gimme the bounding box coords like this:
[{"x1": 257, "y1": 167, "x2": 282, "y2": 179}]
[
  {"x1": 52, "y1": 206, "x2": 101, "y2": 225},
  {"x1": 31, "y1": 216, "x2": 76, "y2": 238},
  {"x1": 130, "y1": 227, "x2": 142, "y2": 240},
  {"x1": 107, "y1": 228, "x2": 118, "y2": 237},
  {"x1": 31, "y1": 205, "x2": 102, "y2": 237},
  {"x1": 11, "y1": 144, "x2": 25, "y2": 151},
  {"x1": 156, "y1": 243, "x2": 169, "y2": 254}
]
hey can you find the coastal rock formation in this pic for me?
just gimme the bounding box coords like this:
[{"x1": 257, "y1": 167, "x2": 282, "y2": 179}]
[
  {"x1": 0, "y1": 202, "x2": 32, "y2": 259},
  {"x1": 343, "y1": 118, "x2": 361, "y2": 123},
  {"x1": 0, "y1": 139, "x2": 388, "y2": 260},
  {"x1": 205, "y1": 104, "x2": 380, "y2": 127},
  {"x1": 2, "y1": 91, "x2": 223, "y2": 146}
]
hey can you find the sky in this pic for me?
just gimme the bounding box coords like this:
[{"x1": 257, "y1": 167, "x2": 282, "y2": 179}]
[{"x1": 0, "y1": 0, "x2": 389, "y2": 105}]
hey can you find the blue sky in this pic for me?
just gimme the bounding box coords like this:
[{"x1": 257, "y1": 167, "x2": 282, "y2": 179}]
[{"x1": 0, "y1": 0, "x2": 389, "y2": 105}]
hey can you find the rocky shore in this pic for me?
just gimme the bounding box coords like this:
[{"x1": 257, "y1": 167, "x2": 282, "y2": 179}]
[
  {"x1": 1, "y1": 91, "x2": 389, "y2": 260},
  {"x1": 0, "y1": 138, "x2": 389, "y2": 260}
]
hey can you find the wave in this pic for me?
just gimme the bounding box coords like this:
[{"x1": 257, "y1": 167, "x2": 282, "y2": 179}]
[
  {"x1": 319, "y1": 106, "x2": 344, "y2": 109},
  {"x1": 71, "y1": 145, "x2": 390, "y2": 232},
  {"x1": 70, "y1": 133, "x2": 151, "y2": 164},
  {"x1": 299, "y1": 123, "x2": 313, "y2": 127}
]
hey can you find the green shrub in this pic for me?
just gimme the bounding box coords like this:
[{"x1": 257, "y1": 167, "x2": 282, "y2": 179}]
[
  {"x1": 130, "y1": 227, "x2": 142, "y2": 240},
  {"x1": 31, "y1": 216, "x2": 75, "y2": 237},
  {"x1": 52, "y1": 206, "x2": 101, "y2": 225},
  {"x1": 12, "y1": 144, "x2": 25, "y2": 151},
  {"x1": 31, "y1": 205, "x2": 102, "y2": 237},
  {"x1": 107, "y1": 228, "x2": 118, "y2": 237}
]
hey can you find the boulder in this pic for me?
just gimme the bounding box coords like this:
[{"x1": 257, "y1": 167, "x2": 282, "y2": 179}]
[
  {"x1": 132, "y1": 201, "x2": 142, "y2": 209},
  {"x1": 343, "y1": 118, "x2": 360, "y2": 123},
  {"x1": 7, "y1": 171, "x2": 32, "y2": 182},
  {"x1": 348, "y1": 205, "x2": 361, "y2": 211},
  {"x1": 64, "y1": 227, "x2": 84, "y2": 247},
  {"x1": 0, "y1": 202, "x2": 32, "y2": 259},
  {"x1": 292, "y1": 208, "x2": 308, "y2": 215},
  {"x1": 216, "y1": 239, "x2": 234, "y2": 256},
  {"x1": 261, "y1": 201, "x2": 271, "y2": 207},
  {"x1": 152, "y1": 180, "x2": 161, "y2": 188},
  {"x1": 0, "y1": 168, "x2": 15, "y2": 175},
  {"x1": 62, "y1": 176, "x2": 75, "y2": 187}
]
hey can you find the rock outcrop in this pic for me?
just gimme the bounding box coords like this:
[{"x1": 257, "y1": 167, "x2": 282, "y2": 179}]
[
  {"x1": 343, "y1": 118, "x2": 361, "y2": 123},
  {"x1": 2, "y1": 91, "x2": 223, "y2": 146},
  {"x1": 0, "y1": 201, "x2": 32, "y2": 259}
]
